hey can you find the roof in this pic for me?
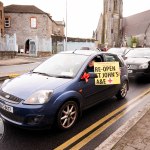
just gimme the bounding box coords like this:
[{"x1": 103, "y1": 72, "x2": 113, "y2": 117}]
[
  {"x1": 55, "y1": 21, "x2": 65, "y2": 26},
  {"x1": 4, "y1": 4, "x2": 47, "y2": 14},
  {"x1": 123, "y1": 10, "x2": 150, "y2": 36}
]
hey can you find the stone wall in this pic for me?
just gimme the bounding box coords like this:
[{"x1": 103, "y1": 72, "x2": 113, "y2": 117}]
[
  {"x1": 4, "y1": 13, "x2": 53, "y2": 50},
  {"x1": 0, "y1": 51, "x2": 16, "y2": 59},
  {"x1": 37, "y1": 51, "x2": 51, "y2": 57},
  {"x1": 0, "y1": 2, "x2": 4, "y2": 36},
  {"x1": 52, "y1": 22, "x2": 64, "y2": 36}
]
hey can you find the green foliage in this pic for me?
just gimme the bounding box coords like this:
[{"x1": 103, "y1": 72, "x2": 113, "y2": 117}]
[{"x1": 131, "y1": 36, "x2": 138, "y2": 47}]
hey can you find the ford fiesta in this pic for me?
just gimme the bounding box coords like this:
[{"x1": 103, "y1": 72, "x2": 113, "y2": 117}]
[{"x1": 0, "y1": 50, "x2": 129, "y2": 130}]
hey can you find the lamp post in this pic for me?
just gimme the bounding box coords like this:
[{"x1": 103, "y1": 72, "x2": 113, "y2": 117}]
[{"x1": 65, "y1": 0, "x2": 68, "y2": 51}]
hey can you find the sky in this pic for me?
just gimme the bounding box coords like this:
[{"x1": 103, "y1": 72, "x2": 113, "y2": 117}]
[{"x1": 2, "y1": 0, "x2": 150, "y2": 38}]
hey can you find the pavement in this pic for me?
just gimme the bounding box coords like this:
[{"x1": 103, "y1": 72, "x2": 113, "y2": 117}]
[
  {"x1": 0, "y1": 56, "x2": 49, "y2": 81},
  {"x1": 96, "y1": 101, "x2": 150, "y2": 150},
  {"x1": 0, "y1": 56, "x2": 150, "y2": 150}
]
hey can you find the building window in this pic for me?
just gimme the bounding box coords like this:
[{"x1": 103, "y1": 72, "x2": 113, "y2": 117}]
[
  {"x1": 1, "y1": 29, "x2": 2, "y2": 36},
  {"x1": 5, "y1": 17, "x2": 11, "y2": 28},
  {"x1": 0, "y1": 10, "x2": 2, "y2": 19},
  {"x1": 30, "y1": 17, "x2": 37, "y2": 28},
  {"x1": 114, "y1": 0, "x2": 117, "y2": 12},
  {"x1": 111, "y1": 29, "x2": 113, "y2": 34}
]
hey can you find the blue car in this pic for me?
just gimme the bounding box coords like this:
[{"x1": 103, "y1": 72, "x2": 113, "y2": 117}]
[{"x1": 0, "y1": 50, "x2": 129, "y2": 130}]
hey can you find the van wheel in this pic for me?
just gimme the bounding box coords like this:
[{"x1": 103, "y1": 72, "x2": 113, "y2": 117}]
[
  {"x1": 116, "y1": 81, "x2": 128, "y2": 99},
  {"x1": 57, "y1": 101, "x2": 78, "y2": 130}
]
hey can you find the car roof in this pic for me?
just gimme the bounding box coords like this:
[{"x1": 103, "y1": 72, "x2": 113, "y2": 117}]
[
  {"x1": 59, "y1": 49, "x2": 105, "y2": 56},
  {"x1": 129, "y1": 48, "x2": 150, "y2": 50},
  {"x1": 108, "y1": 47, "x2": 128, "y2": 51}
]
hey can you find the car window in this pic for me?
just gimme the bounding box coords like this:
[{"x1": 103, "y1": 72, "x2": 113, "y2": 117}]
[
  {"x1": 33, "y1": 53, "x2": 89, "y2": 78},
  {"x1": 104, "y1": 54, "x2": 124, "y2": 67},
  {"x1": 85, "y1": 55, "x2": 103, "y2": 72},
  {"x1": 125, "y1": 49, "x2": 150, "y2": 58}
]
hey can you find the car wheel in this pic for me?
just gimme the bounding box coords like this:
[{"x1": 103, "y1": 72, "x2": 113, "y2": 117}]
[
  {"x1": 116, "y1": 81, "x2": 128, "y2": 99},
  {"x1": 57, "y1": 101, "x2": 78, "y2": 130}
]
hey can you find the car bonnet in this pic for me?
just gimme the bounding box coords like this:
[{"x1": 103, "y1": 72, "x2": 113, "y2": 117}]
[
  {"x1": 1, "y1": 73, "x2": 72, "y2": 100},
  {"x1": 125, "y1": 57, "x2": 150, "y2": 64}
]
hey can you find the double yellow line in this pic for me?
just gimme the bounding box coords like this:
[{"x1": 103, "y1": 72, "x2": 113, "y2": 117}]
[{"x1": 55, "y1": 88, "x2": 150, "y2": 150}]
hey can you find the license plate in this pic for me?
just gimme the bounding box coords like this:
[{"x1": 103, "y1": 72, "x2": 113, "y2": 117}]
[
  {"x1": 128, "y1": 70, "x2": 133, "y2": 73},
  {"x1": 0, "y1": 102, "x2": 13, "y2": 113}
]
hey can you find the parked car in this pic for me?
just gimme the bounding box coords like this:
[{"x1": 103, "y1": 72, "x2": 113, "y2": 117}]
[
  {"x1": 124, "y1": 48, "x2": 150, "y2": 77},
  {"x1": 107, "y1": 47, "x2": 130, "y2": 57},
  {"x1": 80, "y1": 47, "x2": 91, "y2": 50},
  {"x1": 0, "y1": 50, "x2": 129, "y2": 130}
]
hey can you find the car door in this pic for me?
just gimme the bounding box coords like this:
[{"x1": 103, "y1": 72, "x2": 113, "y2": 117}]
[
  {"x1": 102, "y1": 53, "x2": 124, "y2": 95},
  {"x1": 80, "y1": 54, "x2": 113, "y2": 108}
]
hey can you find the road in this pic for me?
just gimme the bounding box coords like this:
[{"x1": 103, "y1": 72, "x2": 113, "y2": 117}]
[
  {"x1": 0, "y1": 76, "x2": 150, "y2": 150},
  {"x1": 0, "y1": 62, "x2": 41, "y2": 78}
]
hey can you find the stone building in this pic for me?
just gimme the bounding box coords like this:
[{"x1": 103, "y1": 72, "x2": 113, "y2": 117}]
[
  {"x1": 95, "y1": 0, "x2": 150, "y2": 48},
  {"x1": 95, "y1": 0, "x2": 123, "y2": 48},
  {"x1": 4, "y1": 4, "x2": 65, "y2": 54},
  {"x1": 123, "y1": 10, "x2": 150, "y2": 47},
  {"x1": 0, "y1": 1, "x2": 4, "y2": 36}
]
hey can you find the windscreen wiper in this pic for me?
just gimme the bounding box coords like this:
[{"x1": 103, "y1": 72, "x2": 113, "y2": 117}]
[
  {"x1": 32, "y1": 71, "x2": 52, "y2": 77},
  {"x1": 55, "y1": 75, "x2": 73, "y2": 79}
]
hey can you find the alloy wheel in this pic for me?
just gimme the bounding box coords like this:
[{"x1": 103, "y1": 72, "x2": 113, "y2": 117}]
[{"x1": 57, "y1": 101, "x2": 78, "y2": 130}]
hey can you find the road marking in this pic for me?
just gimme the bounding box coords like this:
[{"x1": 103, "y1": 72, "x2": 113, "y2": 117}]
[
  {"x1": 8, "y1": 70, "x2": 29, "y2": 78},
  {"x1": 70, "y1": 93, "x2": 148, "y2": 149},
  {"x1": 8, "y1": 73, "x2": 20, "y2": 78},
  {"x1": 54, "y1": 88, "x2": 150, "y2": 150}
]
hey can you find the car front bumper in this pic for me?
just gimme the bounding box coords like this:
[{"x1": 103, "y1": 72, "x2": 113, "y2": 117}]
[
  {"x1": 0, "y1": 99, "x2": 54, "y2": 129},
  {"x1": 128, "y1": 68, "x2": 150, "y2": 77}
]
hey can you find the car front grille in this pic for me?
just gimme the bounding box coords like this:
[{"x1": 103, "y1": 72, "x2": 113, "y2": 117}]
[{"x1": 0, "y1": 90, "x2": 23, "y2": 104}]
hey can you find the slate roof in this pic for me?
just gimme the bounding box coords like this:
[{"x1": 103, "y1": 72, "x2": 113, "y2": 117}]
[
  {"x1": 4, "y1": 4, "x2": 47, "y2": 14},
  {"x1": 123, "y1": 10, "x2": 150, "y2": 36}
]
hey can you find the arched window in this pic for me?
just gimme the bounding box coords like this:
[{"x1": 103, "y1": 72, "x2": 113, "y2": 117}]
[{"x1": 114, "y1": 0, "x2": 117, "y2": 12}]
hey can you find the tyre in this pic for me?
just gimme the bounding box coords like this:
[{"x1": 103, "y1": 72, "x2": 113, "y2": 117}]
[
  {"x1": 116, "y1": 80, "x2": 128, "y2": 99},
  {"x1": 56, "y1": 101, "x2": 78, "y2": 130}
]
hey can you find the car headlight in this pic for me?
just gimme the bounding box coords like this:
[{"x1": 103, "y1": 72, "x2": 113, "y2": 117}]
[
  {"x1": 23, "y1": 90, "x2": 53, "y2": 105},
  {"x1": 139, "y1": 63, "x2": 149, "y2": 69}
]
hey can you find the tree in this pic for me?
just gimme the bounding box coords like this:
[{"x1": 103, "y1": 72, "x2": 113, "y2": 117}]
[{"x1": 131, "y1": 36, "x2": 138, "y2": 48}]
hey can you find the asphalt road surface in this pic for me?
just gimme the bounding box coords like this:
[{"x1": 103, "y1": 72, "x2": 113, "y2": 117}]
[{"x1": 0, "y1": 76, "x2": 150, "y2": 150}]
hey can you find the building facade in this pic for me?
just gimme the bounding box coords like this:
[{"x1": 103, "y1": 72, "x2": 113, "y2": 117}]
[
  {"x1": 123, "y1": 10, "x2": 150, "y2": 47},
  {"x1": 0, "y1": 1, "x2": 4, "y2": 36},
  {"x1": 95, "y1": 0, "x2": 123, "y2": 48},
  {"x1": 4, "y1": 4, "x2": 65, "y2": 53},
  {"x1": 95, "y1": 0, "x2": 150, "y2": 48}
]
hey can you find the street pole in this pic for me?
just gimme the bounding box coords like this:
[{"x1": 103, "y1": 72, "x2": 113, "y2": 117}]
[{"x1": 65, "y1": 0, "x2": 68, "y2": 51}]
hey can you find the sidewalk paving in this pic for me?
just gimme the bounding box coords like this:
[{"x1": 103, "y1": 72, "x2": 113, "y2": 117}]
[
  {"x1": 96, "y1": 101, "x2": 150, "y2": 150},
  {"x1": 1, "y1": 56, "x2": 150, "y2": 150},
  {"x1": 0, "y1": 56, "x2": 49, "y2": 81},
  {"x1": 112, "y1": 107, "x2": 150, "y2": 150},
  {"x1": 0, "y1": 56, "x2": 48, "y2": 66}
]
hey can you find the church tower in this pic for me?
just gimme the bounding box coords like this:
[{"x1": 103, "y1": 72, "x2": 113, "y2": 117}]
[{"x1": 102, "y1": 0, "x2": 123, "y2": 47}]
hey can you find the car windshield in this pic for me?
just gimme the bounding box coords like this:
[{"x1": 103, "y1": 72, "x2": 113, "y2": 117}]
[
  {"x1": 32, "y1": 53, "x2": 88, "y2": 78},
  {"x1": 125, "y1": 49, "x2": 150, "y2": 58}
]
